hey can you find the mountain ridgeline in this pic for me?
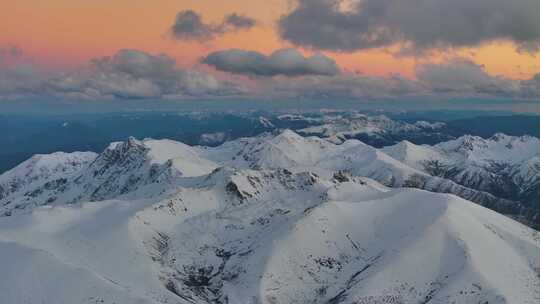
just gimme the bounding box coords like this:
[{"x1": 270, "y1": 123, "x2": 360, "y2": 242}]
[
  {"x1": 4, "y1": 111, "x2": 538, "y2": 175},
  {"x1": 0, "y1": 130, "x2": 539, "y2": 303}
]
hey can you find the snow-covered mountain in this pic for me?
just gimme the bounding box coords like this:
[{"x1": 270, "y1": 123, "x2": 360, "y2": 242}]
[
  {"x1": 0, "y1": 151, "x2": 97, "y2": 211},
  {"x1": 384, "y1": 134, "x2": 540, "y2": 228},
  {"x1": 297, "y1": 113, "x2": 444, "y2": 137},
  {"x1": 197, "y1": 130, "x2": 517, "y2": 214},
  {"x1": 1, "y1": 131, "x2": 539, "y2": 303},
  {"x1": 0, "y1": 130, "x2": 525, "y2": 223},
  {"x1": 0, "y1": 137, "x2": 218, "y2": 217},
  {"x1": 282, "y1": 113, "x2": 451, "y2": 146}
]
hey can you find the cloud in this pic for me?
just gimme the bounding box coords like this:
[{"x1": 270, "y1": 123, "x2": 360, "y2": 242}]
[
  {"x1": 279, "y1": 0, "x2": 540, "y2": 53},
  {"x1": 48, "y1": 49, "x2": 242, "y2": 99},
  {"x1": 171, "y1": 10, "x2": 256, "y2": 41},
  {"x1": 0, "y1": 49, "x2": 242, "y2": 100},
  {"x1": 262, "y1": 73, "x2": 421, "y2": 100},
  {"x1": 256, "y1": 57, "x2": 540, "y2": 100},
  {"x1": 520, "y1": 74, "x2": 540, "y2": 98},
  {"x1": 202, "y1": 48, "x2": 339, "y2": 77},
  {"x1": 0, "y1": 46, "x2": 42, "y2": 100},
  {"x1": 0, "y1": 64, "x2": 42, "y2": 100},
  {"x1": 222, "y1": 13, "x2": 257, "y2": 31},
  {"x1": 1, "y1": 49, "x2": 538, "y2": 102},
  {"x1": 170, "y1": 10, "x2": 214, "y2": 41},
  {"x1": 416, "y1": 58, "x2": 519, "y2": 97}
]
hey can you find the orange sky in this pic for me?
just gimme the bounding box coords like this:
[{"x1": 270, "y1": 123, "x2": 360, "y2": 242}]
[{"x1": 1, "y1": 0, "x2": 538, "y2": 79}]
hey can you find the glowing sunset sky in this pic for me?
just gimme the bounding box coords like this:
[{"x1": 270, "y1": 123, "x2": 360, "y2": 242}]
[
  {"x1": 1, "y1": 0, "x2": 540, "y2": 103},
  {"x1": 2, "y1": 0, "x2": 539, "y2": 78}
]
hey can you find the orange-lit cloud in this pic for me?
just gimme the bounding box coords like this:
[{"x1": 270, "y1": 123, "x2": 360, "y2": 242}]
[{"x1": 0, "y1": 0, "x2": 539, "y2": 81}]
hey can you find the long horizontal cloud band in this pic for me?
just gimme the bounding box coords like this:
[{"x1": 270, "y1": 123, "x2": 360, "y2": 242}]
[
  {"x1": 1, "y1": 48, "x2": 539, "y2": 101},
  {"x1": 279, "y1": 0, "x2": 540, "y2": 53},
  {"x1": 0, "y1": 49, "x2": 242, "y2": 100},
  {"x1": 201, "y1": 49, "x2": 340, "y2": 77}
]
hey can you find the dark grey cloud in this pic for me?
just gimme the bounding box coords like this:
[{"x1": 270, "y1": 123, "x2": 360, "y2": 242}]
[
  {"x1": 170, "y1": 10, "x2": 214, "y2": 41},
  {"x1": 0, "y1": 45, "x2": 41, "y2": 100},
  {"x1": 0, "y1": 64, "x2": 42, "y2": 100},
  {"x1": 416, "y1": 58, "x2": 518, "y2": 97},
  {"x1": 171, "y1": 10, "x2": 257, "y2": 41},
  {"x1": 0, "y1": 49, "x2": 242, "y2": 100},
  {"x1": 202, "y1": 48, "x2": 339, "y2": 77},
  {"x1": 520, "y1": 74, "x2": 540, "y2": 98},
  {"x1": 259, "y1": 58, "x2": 540, "y2": 100},
  {"x1": 262, "y1": 73, "x2": 422, "y2": 100},
  {"x1": 279, "y1": 0, "x2": 540, "y2": 53},
  {"x1": 222, "y1": 13, "x2": 257, "y2": 31}
]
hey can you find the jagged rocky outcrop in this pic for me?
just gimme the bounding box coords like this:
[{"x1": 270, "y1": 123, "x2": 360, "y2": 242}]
[{"x1": 73, "y1": 138, "x2": 179, "y2": 202}]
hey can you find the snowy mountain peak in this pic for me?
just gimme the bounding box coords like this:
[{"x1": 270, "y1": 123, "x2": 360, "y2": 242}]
[
  {"x1": 382, "y1": 140, "x2": 439, "y2": 166},
  {"x1": 0, "y1": 151, "x2": 97, "y2": 203},
  {"x1": 490, "y1": 132, "x2": 511, "y2": 142},
  {"x1": 0, "y1": 137, "x2": 220, "y2": 216},
  {"x1": 272, "y1": 129, "x2": 305, "y2": 142},
  {"x1": 96, "y1": 137, "x2": 149, "y2": 169},
  {"x1": 143, "y1": 139, "x2": 219, "y2": 177},
  {"x1": 386, "y1": 140, "x2": 417, "y2": 154},
  {"x1": 449, "y1": 135, "x2": 487, "y2": 152},
  {"x1": 382, "y1": 133, "x2": 540, "y2": 228},
  {"x1": 1, "y1": 151, "x2": 97, "y2": 183},
  {"x1": 436, "y1": 133, "x2": 540, "y2": 164}
]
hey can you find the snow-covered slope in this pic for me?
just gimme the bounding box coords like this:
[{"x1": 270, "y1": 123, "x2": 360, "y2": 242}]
[
  {"x1": 0, "y1": 151, "x2": 97, "y2": 200},
  {"x1": 384, "y1": 134, "x2": 540, "y2": 228},
  {"x1": 0, "y1": 167, "x2": 538, "y2": 303},
  {"x1": 0, "y1": 137, "x2": 218, "y2": 217},
  {"x1": 143, "y1": 139, "x2": 219, "y2": 177},
  {"x1": 382, "y1": 140, "x2": 443, "y2": 169},
  {"x1": 384, "y1": 134, "x2": 540, "y2": 188},
  {"x1": 198, "y1": 130, "x2": 516, "y2": 213}
]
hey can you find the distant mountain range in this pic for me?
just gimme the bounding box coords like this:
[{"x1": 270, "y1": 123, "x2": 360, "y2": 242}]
[
  {"x1": 2, "y1": 111, "x2": 540, "y2": 174},
  {"x1": 0, "y1": 130, "x2": 539, "y2": 303}
]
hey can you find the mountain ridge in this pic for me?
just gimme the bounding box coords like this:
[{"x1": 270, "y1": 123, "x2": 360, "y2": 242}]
[
  {"x1": 1, "y1": 131, "x2": 539, "y2": 303},
  {"x1": 384, "y1": 133, "x2": 540, "y2": 228}
]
